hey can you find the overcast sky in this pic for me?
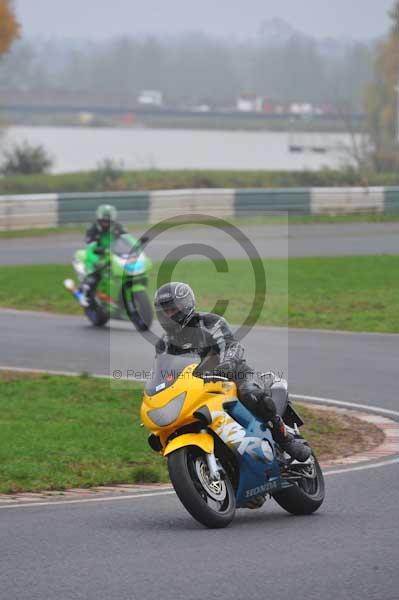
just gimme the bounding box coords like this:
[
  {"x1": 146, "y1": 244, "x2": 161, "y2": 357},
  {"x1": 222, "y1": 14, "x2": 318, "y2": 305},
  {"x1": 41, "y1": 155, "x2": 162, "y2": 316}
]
[{"x1": 15, "y1": 0, "x2": 393, "y2": 40}]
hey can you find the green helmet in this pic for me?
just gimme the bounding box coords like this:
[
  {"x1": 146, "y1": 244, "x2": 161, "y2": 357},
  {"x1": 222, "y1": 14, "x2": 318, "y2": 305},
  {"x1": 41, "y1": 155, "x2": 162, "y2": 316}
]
[{"x1": 96, "y1": 204, "x2": 117, "y2": 222}]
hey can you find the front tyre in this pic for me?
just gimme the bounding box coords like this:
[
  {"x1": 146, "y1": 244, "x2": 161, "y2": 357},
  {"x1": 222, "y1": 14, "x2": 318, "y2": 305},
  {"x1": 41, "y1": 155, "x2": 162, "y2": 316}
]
[
  {"x1": 273, "y1": 453, "x2": 325, "y2": 515},
  {"x1": 123, "y1": 286, "x2": 153, "y2": 331},
  {"x1": 168, "y1": 446, "x2": 236, "y2": 529},
  {"x1": 132, "y1": 290, "x2": 153, "y2": 331}
]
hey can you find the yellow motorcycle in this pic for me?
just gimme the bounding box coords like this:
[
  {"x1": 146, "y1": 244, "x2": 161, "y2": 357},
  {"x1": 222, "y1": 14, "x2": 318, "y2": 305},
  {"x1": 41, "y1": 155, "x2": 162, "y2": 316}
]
[{"x1": 141, "y1": 353, "x2": 325, "y2": 529}]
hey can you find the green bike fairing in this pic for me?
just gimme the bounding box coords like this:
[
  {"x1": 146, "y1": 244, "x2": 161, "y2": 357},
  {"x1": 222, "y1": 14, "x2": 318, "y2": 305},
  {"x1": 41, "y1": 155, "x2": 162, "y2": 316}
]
[{"x1": 84, "y1": 230, "x2": 117, "y2": 274}]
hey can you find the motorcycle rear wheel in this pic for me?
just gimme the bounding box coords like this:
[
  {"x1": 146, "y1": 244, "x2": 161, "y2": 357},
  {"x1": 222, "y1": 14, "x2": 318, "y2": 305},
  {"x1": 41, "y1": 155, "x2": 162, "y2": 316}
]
[
  {"x1": 168, "y1": 446, "x2": 236, "y2": 529},
  {"x1": 272, "y1": 453, "x2": 325, "y2": 515},
  {"x1": 84, "y1": 304, "x2": 110, "y2": 327}
]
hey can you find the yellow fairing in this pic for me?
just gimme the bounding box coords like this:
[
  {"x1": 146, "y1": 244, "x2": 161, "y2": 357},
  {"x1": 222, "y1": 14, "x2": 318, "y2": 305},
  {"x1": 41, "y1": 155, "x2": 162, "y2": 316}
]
[
  {"x1": 163, "y1": 432, "x2": 214, "y2": 457},
  {"x1": 140, "y1": 363, "x2": 238, "y2": 455}
]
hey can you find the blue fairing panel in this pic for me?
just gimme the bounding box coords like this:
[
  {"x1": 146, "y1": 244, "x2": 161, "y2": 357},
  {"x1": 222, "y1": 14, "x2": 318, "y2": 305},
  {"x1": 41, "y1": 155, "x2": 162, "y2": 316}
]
[{"x1": 224, "y1": 401, "x2": 282, "y2": 506}]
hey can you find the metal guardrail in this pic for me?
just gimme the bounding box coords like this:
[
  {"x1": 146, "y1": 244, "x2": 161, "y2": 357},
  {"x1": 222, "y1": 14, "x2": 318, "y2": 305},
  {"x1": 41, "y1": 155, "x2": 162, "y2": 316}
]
[
  {"x1": 0, "y1": 194, "x2": 58, "y2": 230},
  {"x1": 0, "y1": 187, "x2": 398, "y2": 230}
]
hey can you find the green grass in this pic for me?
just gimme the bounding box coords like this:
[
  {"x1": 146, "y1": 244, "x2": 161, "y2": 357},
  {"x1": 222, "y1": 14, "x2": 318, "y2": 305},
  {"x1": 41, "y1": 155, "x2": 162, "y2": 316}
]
[
  {"x1": 0, "y1": 256, "x2": 398, "y2": 332},
  {"x1": 287, "y1": 255, "x2": 399, "y2": 332},
  {"x1": 1, "y1": 167, "x2": 398, "y2": 195},
  {"x1": 2, "y1": 212, "x2": 399, "y2": 239},
  {"x1": 0, "y1": 372, "x2": 351, "y2": 494},
  {"x1": 0, "y1": 372, "x2": 165, "y2": 494}
]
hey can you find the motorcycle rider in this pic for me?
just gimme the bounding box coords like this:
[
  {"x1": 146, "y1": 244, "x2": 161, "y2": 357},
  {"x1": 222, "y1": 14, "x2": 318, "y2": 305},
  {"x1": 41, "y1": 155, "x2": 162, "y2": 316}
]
[
  {"x1": 77, "y1": 204, "x2": 126, "y2": 307},
  {"x1": 153, "y1": 282, "x2": 311, "y2": 463}
]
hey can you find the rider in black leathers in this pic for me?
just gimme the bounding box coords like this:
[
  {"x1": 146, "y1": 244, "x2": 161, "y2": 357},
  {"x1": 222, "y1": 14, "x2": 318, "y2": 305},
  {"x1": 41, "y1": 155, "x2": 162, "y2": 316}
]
[{"x1": 154, "y1": 282, "x2": 311, "y2": 462}]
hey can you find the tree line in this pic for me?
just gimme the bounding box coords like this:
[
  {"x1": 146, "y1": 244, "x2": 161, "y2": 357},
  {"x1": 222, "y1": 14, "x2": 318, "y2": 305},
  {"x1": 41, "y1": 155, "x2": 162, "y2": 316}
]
[
  {"x1": 366, "y1": 0, "x2": 399, "y2": 169},
  {"x1": 1, "y1": 31, "x2": 374, "y2": 110},
  {"x1": 0, "y1": 0, "x2": 398, "y2": 173}
]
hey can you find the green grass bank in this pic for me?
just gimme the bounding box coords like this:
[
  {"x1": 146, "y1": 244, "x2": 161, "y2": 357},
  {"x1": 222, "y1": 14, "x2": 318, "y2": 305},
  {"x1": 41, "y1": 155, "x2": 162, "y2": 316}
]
[
  {"x1": 0, "y1": 255, "x2": 398, "y2": 332},
  {"x1": 0, "y1": 372, "x2": 379, "y2": 494},
  {"x1": 1, "y1": 168, "x2": 398, "y2": 195}
]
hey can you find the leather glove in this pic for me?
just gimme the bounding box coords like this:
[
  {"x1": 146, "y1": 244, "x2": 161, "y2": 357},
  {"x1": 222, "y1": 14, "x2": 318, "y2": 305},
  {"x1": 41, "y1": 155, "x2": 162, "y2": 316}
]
[
  {"x1": 216, "y1": 343, "x2": 244, "y2": 375},
  {"x1": 155, "y1": 337, "x2": 167, "y2": 355},
  {"x1": 224, "y1": 342, "x2": 245, "y2": 362},
  {"x1": 214, "y1": 361, "x2": 237, "y2": 378}
]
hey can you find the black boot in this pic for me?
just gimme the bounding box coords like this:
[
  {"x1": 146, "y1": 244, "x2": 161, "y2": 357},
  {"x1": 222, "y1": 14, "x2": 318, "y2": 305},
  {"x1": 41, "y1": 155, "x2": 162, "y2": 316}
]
[
  {"x1": 271, "y1": 416, "x2": 311, "y2": 462},
  {"x1": 79, "y1": 272, "x2": 100, "y2": 308}
]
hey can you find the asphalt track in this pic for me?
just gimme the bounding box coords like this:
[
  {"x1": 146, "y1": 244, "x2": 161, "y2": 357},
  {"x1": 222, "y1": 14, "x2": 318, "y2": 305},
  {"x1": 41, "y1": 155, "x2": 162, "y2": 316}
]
[
  {"x1": 1, "y1": 222, "x2": 399, "y2": 264},
  {"x1": 1, "y1": 309, "x2": 398, "y2": 411},
  {"x1": 1, "y1": 309, "x2": 399, "y2": 600}
]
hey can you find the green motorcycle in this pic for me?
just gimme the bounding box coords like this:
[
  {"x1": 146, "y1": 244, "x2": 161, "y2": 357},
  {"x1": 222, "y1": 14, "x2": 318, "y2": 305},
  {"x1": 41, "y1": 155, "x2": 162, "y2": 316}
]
[{"x1": 64, "y1": 233, "x2": 153, "y2": 331}]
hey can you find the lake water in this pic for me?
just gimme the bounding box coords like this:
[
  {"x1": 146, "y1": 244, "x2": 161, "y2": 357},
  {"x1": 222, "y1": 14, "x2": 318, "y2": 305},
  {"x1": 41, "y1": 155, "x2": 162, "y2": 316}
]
[{"x1": 3, "y1": 126, "x2": 355, "y2": 173}]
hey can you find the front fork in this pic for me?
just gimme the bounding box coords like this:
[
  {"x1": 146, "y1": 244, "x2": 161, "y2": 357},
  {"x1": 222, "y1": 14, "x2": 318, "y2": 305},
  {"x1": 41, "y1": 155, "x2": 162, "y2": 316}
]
[
  {"x1": 206, "y1": 452, "x2": 221, "y2": 481},
  {"x1": 202, "y1": 430, "x2": 222, "y2": 482}
]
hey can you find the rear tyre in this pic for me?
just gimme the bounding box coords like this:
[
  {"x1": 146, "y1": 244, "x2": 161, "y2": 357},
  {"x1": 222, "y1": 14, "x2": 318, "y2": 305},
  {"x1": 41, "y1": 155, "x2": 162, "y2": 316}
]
[
  {"x1": 168, "y1": 446, "x2": 236, "y2": 529},
  {"x1": 273, "y1": 453, "x2": 325, "y2": 515},
  {"x1": 84, "y1": 304, "x2": 110, "y2": 327}
]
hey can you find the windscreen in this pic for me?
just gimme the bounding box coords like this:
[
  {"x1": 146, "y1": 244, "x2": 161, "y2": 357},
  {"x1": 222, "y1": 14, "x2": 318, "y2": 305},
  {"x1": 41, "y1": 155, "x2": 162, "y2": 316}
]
[
  {"x1": 145, "y1": 353, "x2": 201, "y2": 396},
  {"x1": 111, "y1": 235, "x2": 138, "y2": 257}
]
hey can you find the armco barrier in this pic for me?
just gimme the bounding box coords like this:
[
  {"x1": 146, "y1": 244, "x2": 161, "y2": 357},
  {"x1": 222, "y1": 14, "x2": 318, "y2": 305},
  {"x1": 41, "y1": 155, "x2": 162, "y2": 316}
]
[
  {"x1": 149, "y1": 189, "x2": 235, "y2": 223},
  {"x1": 234, "y1": 188, "x2": 311, "y2": 216},
  {"x1": 0, "y1": 187, "x2": 398, "y2": 230},
  {"x1": 57, "y1": 191, "x2": 150, "y2": 225},
  {"x1": 0, "y1": 194, "x2": 57, "y2": 230},
  {"x1": 311, "y1": 187, "x2": 384, "y2": 215},
  {"x1": 384, "y1": 187, "x2": 399, "y2": 214}
]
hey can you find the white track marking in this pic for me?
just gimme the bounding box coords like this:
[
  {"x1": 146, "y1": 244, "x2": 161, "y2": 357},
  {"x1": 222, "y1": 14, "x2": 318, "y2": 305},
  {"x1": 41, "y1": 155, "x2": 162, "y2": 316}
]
[
  {"x1": 325, "y1": 457, "x2": 399, "y2": 476},
  {"x1": 0, "y1": 308, "x2": 79, "y2": 319},
  {"x1": 284, "y1": 326, "x2": 399, "y2": 339},
  {"x1": 292, "y1": 394, "x2": 399, "y2": 418},
  {"x1": 0, "y1": 365, "x2": 146, "y2": 381},
  {"x1": 0, "y1": 366, "x2": 107, "y2": 378},
  {"x1": 0, "y1": 365, "x2": 146, "y2": 380},
  {"x1": 2, "y1": 455, "x2": 399, "y2": 510},
  {"x1": 0, "y1": 490, "x2": 175, "y2": 510}
]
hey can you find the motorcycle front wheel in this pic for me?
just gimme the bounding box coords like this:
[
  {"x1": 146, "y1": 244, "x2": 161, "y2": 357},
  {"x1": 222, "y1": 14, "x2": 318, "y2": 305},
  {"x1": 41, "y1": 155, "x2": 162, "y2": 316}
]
[
  {"x1": 123, "y1": 286, "x2": 153, "y2": 331},
  {"x1": 131, "y1": 290, "x2": 153, "y2": 331},
  {"x1": 168, "y1": 446, "x2": 236, "y2": 529}
]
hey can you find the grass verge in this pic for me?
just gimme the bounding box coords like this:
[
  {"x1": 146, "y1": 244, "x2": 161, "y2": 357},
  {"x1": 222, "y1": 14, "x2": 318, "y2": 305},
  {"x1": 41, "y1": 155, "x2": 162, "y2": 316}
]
[
  {"x1": 0, "y1": 255, "x2": 398, "y2": 332},
  {"x1": 0, "y1": 372, "x2": 161, "y2": 494},
  {"x1": 1, "y1": 168, "x2": 398, "y2": 195},
  {"x1": 0, "y1": 372, "x2": 383, "y2": 494}
]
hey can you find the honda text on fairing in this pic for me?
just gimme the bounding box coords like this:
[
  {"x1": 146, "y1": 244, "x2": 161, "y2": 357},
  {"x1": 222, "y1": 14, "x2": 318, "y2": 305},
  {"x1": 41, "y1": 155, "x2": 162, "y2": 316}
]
[
  {"x1": 64, "y1": 233, "x2": 153, "y2": 331},
  {"x1": 141, "y1": 353, "x2": 325, "y2": 529}
]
